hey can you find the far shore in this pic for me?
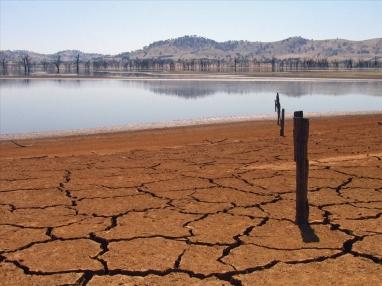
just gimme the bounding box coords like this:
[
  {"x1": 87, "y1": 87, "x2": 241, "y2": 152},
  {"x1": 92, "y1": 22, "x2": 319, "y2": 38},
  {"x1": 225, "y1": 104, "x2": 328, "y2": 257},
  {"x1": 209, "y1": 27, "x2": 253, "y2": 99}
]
[{"x1": 1, "y1": 70, "x2": 382, "y2": 81}]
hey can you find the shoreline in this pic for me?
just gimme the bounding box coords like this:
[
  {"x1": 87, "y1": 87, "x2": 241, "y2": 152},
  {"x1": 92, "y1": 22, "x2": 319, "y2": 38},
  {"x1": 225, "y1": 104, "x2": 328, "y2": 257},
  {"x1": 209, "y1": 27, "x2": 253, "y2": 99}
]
[
  {"x1": 2, "y1": 77, "x2": 382, "y2": 82},
  {"x1": 1, "y1": 111, "x2": 381, "y2": 141},
  {"x1": 1, "y1": 70, "x2": 382, "y2": 81}
]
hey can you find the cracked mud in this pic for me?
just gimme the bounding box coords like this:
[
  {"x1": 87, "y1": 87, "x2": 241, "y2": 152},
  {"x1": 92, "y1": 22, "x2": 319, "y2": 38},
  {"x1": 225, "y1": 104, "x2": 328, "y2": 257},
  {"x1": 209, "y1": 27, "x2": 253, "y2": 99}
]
[{"x1": 1, "y1": 115, "x2": 381, "y2": 285}]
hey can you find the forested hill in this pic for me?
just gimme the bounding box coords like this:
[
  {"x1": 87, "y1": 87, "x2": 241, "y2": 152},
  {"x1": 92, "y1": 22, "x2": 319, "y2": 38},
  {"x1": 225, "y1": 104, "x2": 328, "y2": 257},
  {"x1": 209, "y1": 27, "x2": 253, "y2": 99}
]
[
  {"x1": 1, "y1": 35, "x2": 382, "y2": 62},
  {"x1": 129, "y1": 36, "x2": 382, "y2": 61}
]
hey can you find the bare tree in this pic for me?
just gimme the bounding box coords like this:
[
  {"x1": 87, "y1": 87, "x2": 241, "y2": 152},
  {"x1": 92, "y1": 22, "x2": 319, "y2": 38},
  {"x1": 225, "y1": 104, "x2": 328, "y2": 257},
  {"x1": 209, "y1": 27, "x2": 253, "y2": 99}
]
[
  {"x1": 85, "y1": 60, "x2": 91, "y2": 72},
  {"x1": 75, "y1": 54, "x2": 80, "y2": 74},
  {"x1": 41, "y1": 59, "x2": 49, "y2": 72},
  {"x1": 345, "y1": 59, "x2": 353, "y2": 69},
  {"x1": 1, "y1": 57, "x2": 7, "y2": 75},
  {"x1": 22, "y1": 55, "x2": 31, "y2": 75},
  {"x1": 54, "y1": 55, "x2": 62, "y2": 74},
  {"x1": 271, "y1": 57, "x2": 276, "y2": 72}
]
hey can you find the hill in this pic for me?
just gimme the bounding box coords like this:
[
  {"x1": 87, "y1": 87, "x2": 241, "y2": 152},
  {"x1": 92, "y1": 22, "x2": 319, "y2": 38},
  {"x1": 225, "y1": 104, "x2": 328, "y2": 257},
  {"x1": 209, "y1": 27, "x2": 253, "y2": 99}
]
[
  {"x1": 129, "y1": 35, "x2": 382, "y2": 61},
  {"x1": 1, "y1": 36, "x2": 381, "y2": 63}
]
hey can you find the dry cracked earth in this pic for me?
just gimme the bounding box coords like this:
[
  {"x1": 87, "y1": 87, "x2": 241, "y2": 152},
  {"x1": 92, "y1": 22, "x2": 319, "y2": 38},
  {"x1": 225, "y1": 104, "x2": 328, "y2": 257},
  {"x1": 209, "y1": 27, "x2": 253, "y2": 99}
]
[{"x1": 0, "y1": 115, "x2": 381, "y2": 285}]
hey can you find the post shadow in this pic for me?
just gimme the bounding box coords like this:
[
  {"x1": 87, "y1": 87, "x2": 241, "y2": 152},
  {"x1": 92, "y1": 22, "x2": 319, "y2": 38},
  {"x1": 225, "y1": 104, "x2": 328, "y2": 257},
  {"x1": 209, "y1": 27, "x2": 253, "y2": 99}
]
[{"x1": 298, "y1": 222, "x2": 320, "y2": 243}]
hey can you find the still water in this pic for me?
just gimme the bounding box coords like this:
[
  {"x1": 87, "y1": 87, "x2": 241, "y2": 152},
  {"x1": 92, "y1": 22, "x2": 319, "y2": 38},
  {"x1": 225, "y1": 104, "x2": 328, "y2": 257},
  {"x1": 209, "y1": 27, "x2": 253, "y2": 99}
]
[{"x1": 1, "y1": 79, "x2": 381, "y2": 135}]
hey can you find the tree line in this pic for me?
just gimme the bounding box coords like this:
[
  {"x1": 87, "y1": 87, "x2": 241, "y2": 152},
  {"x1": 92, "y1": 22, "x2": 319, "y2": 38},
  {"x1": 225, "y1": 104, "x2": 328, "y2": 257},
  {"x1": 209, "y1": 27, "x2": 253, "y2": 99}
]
[{"x1": 0, "y1": 54, "x2": 381, "y2": 75}]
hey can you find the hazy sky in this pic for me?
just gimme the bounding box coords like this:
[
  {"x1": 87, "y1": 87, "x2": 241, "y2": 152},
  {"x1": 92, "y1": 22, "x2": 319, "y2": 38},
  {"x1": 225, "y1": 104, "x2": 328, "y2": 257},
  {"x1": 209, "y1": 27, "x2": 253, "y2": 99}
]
[{"x1": 1, "y1": 0, "x2": 381, "y2": 54}]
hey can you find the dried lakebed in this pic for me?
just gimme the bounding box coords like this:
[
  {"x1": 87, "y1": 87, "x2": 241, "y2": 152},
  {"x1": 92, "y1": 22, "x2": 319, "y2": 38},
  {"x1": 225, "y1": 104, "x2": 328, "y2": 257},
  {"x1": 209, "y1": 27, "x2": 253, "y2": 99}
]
[{"x1": 0, "y1": 114, "x2": 381, "y2": 285}]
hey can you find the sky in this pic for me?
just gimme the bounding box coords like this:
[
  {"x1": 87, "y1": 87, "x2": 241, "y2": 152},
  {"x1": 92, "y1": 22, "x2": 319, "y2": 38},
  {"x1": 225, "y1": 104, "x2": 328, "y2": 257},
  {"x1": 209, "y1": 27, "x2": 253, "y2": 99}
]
[{"x1": 1, "y1": 0, "x2": 381, "y2": 54}]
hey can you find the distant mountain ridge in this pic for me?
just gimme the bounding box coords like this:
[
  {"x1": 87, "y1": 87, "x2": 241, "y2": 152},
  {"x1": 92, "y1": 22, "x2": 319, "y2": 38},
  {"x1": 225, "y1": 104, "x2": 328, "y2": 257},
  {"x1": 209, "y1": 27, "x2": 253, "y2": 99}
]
[
  {"x1": 130, "y1": 35, "x2": 382, "y2": 61},
  {"x1": 1, "y1": 35, "x2": 382, "y2": 63},
  {"x1": 0, "y1": 49, "x2": 104, "y2": 62}
]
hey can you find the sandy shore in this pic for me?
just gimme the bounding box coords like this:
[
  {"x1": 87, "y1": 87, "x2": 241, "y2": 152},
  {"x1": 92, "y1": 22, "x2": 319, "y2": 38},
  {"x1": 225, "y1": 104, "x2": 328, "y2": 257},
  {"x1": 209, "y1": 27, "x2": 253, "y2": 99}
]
[
  {"x1": 0, "y1": 114, "x2": 381, "y2": 285},
  {"x1": 2, "y1": 111, "x2": 381, "y2": 141}
]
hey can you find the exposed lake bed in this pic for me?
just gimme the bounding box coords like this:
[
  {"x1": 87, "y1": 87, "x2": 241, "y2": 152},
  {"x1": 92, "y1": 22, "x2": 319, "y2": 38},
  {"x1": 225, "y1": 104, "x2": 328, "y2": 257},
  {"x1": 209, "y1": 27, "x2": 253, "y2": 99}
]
[{"x1": 1, "y1": 114, "x2": 381, "y2": 285}]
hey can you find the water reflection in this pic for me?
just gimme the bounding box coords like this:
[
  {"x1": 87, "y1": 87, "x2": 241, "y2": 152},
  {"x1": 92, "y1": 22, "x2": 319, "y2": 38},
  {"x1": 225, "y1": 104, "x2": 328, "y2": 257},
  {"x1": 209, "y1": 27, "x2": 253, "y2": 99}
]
[
  {"x1": 135, "y1": 80, "x2": 382, "y2": 98},
  {"x1": 1, "y1": 79, "x2": 381, "y2": 98},
  {"x1": 1, "y1": 78, "x2": 381, "y2": 135},
  {"x1": 0, "y1": 79, "x2": 83, "y2": 88}
]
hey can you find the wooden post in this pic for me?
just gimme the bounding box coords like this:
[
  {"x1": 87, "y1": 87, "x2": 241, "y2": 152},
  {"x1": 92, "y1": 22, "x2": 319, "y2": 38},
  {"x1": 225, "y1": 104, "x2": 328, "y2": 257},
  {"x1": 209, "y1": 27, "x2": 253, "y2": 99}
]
[
  {"x1": 277, "y1": 98, "x2": 281, "y2": 125},
  {"x1": 293, "y1": 111, "x2": 303, "y2": 161},
  {"x1": 275, "y1": 93, "x2": 279, "y2": 112},
  {"x1": 294, "y1": 115, "x2": 309, "y2": 225},
  {"x1": 280, "y1": 108, "x2": 285, "y2": 136}
]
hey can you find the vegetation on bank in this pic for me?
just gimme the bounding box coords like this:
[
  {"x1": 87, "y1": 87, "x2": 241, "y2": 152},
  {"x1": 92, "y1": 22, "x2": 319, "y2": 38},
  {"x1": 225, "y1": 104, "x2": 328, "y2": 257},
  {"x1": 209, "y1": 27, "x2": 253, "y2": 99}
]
[
  {"x1": 1, "y1": 55, "x2": 381, "y2": 76},
  {"x1": 1, "y1": 36, "x2": 381, "y2": 75}
]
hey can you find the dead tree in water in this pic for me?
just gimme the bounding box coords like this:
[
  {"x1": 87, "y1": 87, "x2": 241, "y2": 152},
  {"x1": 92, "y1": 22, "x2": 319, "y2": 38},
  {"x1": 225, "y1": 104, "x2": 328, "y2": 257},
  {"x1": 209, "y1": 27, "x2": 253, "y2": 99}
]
[
  {"x1": 85, "y1": 60, "x2": 91, "y2": 73},
  {"x1": 75, "y1": 54, "x2": 80, "y2": 74},
  {"x1": 1, "y1": 57, "x2": 7, "y2": 75},
  {"x1": 41, "y1": 59, "x2": 48, "y2": 72},
  {"x1": 22, "y1": 55, "x2": 31, "y2": 75},
  {"x1": 54, "y1": 55, "x2": 62, "y2": 74},
  {"x1": 271, "y1": 57, "x2": 276, "y2": 72}
]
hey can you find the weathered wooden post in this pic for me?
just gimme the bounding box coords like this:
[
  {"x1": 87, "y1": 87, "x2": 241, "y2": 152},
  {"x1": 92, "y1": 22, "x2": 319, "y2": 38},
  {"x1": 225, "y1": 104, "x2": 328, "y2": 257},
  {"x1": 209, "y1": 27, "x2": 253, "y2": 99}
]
[
  {"x1": 280, "y1": 108, "x2": 285, "y2": 136},
  {"x1": 276, "y1": 101, "x2": 281, "y2": 125},
  {"x1": 294, "y1": 111, "x2": 309, "y2": 225},
  {"x1": 293, "y1": 111, "x2": 303, "y2": 161},
  {"x1": 275, "y1": 92, "x2": 279, "y2": 112}
]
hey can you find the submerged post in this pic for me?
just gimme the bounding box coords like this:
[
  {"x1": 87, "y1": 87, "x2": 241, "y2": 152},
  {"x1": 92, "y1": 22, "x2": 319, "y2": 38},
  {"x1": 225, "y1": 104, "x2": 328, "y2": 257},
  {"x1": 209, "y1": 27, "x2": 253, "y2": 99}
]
[
  {"x1": 280, "y1": 108, "x2": 285, "y2": 136},
  {"x1": 294, "y1": 112, "x2": 309, "y2": 225}
]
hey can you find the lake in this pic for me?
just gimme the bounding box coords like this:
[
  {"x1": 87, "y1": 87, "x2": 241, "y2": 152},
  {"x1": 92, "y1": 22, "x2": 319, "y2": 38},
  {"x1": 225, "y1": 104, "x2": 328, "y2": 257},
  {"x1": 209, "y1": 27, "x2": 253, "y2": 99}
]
[{"x1": 1, "y1": 78, "x2": 382, "y2": 136}]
